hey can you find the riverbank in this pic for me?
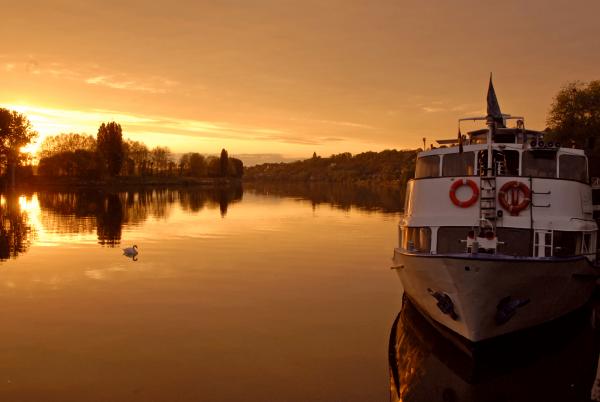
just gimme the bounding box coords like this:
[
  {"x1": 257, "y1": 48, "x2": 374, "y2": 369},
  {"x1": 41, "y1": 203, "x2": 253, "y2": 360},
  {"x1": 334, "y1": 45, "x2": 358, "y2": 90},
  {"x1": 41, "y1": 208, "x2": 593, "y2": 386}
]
[{"x1": 4, "y1": 175, "x2": 241, "y2": 191}]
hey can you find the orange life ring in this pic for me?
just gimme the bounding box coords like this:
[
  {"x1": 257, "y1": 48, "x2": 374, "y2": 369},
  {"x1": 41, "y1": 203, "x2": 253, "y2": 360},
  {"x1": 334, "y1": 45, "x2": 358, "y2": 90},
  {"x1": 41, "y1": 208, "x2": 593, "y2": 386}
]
[
  {"x1": 449, "y1": 179, "x2": 479, "y2": 208},
  {"x1": 498, "y1": 181, "x2": 531, "y2": 216}
]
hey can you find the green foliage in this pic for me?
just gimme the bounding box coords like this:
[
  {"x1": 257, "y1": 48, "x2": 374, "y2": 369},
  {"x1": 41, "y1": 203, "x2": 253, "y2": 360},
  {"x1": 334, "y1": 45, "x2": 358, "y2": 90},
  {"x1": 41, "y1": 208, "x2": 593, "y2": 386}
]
[
  {"x1": 0, "y1": 108, "x2": 38, "y2": 179},
  {"x1": 206, "y1": 156, "x2": 221, "y2": 177},
  {"x1": 38, "y1": 150, "x2": 100, "y2": 178},
  {"x1": 245, "y1": 149, "x2": 417, "y2": 184},
  {"x1": 38, "y1": 133, "x2": 96, "y2": 159},
  {"x1": 178, "y1": 152, "x2": 207, "y2": 177},
  {"x1": 189, "y1": 153, "x2": 206, "y2": 177},
  {"x1": 220, "y1": 149, "x2": 229, "y2": 177},
  {"x1": 229, "y1": 157, "x2": 244, "y2": 178},
  {"x1": 150, "y1": 146, "x2": 172, "y2": 175},
  {"x1": 547, "y1": 80, "x2": 600, "y2": 146},
  {"x1": 124, "y1": 139, "x2": 150, "y2": 176},
  {"x1": 97, "y1": 122, "x2": 124, "y2": 176},
  {"x1": 546, "y1": 80, "x2": 600, "y2": 175}
]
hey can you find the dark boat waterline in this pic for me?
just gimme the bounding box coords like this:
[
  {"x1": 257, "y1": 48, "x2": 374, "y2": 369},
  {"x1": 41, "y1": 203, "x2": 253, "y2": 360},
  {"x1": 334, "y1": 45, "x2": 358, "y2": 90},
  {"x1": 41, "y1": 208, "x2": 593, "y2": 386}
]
[{"x1": 389, "y1": 295, "x2": 600, "y2": 402}]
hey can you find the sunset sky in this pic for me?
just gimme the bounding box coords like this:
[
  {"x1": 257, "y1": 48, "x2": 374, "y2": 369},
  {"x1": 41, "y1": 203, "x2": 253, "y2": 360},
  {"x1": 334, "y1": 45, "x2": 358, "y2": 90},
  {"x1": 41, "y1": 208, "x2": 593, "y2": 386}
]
[{"x1": 2, "y1": 0, "x2": 599, "y2": 163}]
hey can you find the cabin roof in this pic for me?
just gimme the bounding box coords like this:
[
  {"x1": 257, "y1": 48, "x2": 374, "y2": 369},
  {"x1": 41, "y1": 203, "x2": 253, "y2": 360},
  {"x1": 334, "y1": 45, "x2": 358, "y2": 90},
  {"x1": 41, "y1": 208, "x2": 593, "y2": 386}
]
[{"x1": 418, "y1": 143, "x2": 585, "y2": 158}]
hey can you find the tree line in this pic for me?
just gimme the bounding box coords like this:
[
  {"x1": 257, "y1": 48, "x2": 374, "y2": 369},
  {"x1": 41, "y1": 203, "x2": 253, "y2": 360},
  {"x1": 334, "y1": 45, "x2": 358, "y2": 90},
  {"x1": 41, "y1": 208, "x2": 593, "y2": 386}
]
[
  {"x1": 244, "y1": 149, "x2": 418, "y2": 184},
  {"x1": 246, "y1": 79, "x2": 600, "y2": 182},
  {"x1": 545, "y1": 80, "x2": 600, "y2": 177},
  {"x1": 0, "y1": 79, "x2": 598, "y2": 185},
  {"x1": 36, "y1": 122, "x2": 243, "y2": 179},
  {"x1": 0, "y1": 109, "x2": 38, "y2": 185}
]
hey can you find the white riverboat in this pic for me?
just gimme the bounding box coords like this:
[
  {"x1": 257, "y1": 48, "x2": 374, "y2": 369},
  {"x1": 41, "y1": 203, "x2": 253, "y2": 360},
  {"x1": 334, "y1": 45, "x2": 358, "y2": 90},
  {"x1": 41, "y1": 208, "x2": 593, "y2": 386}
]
[{"x1": 392, "y1": 79, "x2": 600, "y2": 342}]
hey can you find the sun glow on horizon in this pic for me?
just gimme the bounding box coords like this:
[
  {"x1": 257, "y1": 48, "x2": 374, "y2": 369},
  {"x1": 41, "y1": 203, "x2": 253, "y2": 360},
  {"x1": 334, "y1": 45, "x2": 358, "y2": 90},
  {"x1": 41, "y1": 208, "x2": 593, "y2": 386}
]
[{"x1": 1, "y1": 102, "x2": 393, "y2": 162}]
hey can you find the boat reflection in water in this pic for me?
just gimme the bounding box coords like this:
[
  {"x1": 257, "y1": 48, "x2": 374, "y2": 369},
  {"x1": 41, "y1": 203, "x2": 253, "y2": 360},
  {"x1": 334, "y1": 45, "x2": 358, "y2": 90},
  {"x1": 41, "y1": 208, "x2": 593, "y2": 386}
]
[{"x1": 389, "y1": 297, "x2": 600, "y2": 402}]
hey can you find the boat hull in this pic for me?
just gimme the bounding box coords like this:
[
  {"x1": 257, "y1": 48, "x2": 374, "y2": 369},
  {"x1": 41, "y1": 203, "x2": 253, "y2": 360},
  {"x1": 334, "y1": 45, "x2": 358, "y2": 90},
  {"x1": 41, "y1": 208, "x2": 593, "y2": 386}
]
[{"x1": 392, "y1": 250, "x2": 598, "y2": 342}]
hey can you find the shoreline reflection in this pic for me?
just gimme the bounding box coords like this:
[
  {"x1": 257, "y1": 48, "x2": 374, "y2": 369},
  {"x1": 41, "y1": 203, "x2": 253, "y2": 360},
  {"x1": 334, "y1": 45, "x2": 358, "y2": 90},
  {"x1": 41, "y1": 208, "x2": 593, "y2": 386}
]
[
  {"x1": 389, "y1": 298, "x2": 600, "y2": 402},
  {"x1": 0, "y1": 186, "x2": 243, "y2": 260},
  {"x1": 246, "y1": 182, "x2": 404, "y2": 213},
  {"x1": 0, "y1": 192, "x2": 34, "y2": 260}
]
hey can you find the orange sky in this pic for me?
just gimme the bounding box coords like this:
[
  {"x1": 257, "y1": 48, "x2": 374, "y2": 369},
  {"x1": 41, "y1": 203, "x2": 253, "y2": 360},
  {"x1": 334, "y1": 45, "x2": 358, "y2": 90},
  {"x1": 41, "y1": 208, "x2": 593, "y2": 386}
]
[{"x1": 2, "y1": 0, "x2": 599, "y2": 163}]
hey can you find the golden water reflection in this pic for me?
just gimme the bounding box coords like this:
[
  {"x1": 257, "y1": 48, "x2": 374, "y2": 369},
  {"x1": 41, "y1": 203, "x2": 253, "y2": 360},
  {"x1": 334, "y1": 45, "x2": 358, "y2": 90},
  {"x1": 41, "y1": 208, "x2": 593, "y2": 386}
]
[
  {"x1": 0, "y1": 193, "x2": 34, "y2": 260},
  {"x1": 1, "y1": 183, "x2": 402, "y2": 260},
  {"x1": 0, "y1": 185, "x2": 402, "y2": 401},
  {"x1": 0, "y1": 187, "x2": 245, "y2": 255}
]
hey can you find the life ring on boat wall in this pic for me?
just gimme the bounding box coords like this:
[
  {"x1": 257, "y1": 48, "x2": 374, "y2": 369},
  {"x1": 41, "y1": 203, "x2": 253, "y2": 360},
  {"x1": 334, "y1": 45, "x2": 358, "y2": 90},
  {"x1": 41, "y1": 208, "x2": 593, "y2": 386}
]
[
  {"x1": 449, "y1": 179, "x2": 479, "y2": 208},
  {"x1": 498, "y1": 181, "x2": 531, "y2": 216}
]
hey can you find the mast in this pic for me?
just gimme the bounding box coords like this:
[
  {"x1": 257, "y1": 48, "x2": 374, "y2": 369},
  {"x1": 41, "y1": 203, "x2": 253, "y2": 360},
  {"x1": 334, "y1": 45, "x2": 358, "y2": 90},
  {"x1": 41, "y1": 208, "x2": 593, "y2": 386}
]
[
  {"x1": 486, "y1": 116, "x2": 493, "y2": 175},
  {"x1": 486, "y1": 74, "x2": 504, "y2": 176}
]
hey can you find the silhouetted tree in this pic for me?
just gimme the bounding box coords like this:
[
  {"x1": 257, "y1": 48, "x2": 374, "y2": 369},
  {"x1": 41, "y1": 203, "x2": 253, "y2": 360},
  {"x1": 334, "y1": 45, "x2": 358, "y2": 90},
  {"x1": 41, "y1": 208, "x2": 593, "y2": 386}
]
[
  {"x1": 38, "y1": 133, "x2": 96, "y2": 159},
  {"x1": 179, "y1": 153, "x2": 190, "y2": 176},
  {"x1": 220, "y1": 149, "x2": 229, "y2": 177},
  {"x1": 97, "y1": 122, "x2": 124, "y2": 176},
  {"x1": 38, "y1": 150, "x2": 99, "y2": 178},
  {"x1": 244, "y1": 149, "x2": 417, "y2": 183},
  {"x1": 125, "y1": 140, "x2": 150, "y2": 176},
  {"x1": 206, "y1": 156, "x2": 220, "y2": 177},
  {"x1": 229, "y1": 157, "x2": 244, "y2": 178},
  {"x1": 150, "y1": 146, "x2": 171, "y2": 175},
  {"x1": 0, "y1": 109, "x2": 37, "y2": 186},
  {"x1": 546, "y1": 80, "x2": 600, "y2": 176},
  {"x1": 189, "y1": 153, "x2": 206, "y2": 177},
  {"x1": 547, "y1": 80, "x2": 600, "y2": 147}
]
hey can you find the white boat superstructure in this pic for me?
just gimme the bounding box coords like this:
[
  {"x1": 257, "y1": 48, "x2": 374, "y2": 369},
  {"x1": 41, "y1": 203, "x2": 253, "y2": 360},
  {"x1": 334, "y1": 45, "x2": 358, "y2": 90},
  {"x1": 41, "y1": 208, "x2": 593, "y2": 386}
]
[{"x1": 392, "y1": 78, "x2": 600, "y2": 342}]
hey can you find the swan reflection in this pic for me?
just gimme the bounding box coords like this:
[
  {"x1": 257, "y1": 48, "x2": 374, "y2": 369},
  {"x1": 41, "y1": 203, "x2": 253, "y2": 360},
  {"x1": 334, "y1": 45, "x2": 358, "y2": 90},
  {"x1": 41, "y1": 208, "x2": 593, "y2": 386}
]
[{"x1": 389, "y1": 297, "x2": 599, "y2": 402}]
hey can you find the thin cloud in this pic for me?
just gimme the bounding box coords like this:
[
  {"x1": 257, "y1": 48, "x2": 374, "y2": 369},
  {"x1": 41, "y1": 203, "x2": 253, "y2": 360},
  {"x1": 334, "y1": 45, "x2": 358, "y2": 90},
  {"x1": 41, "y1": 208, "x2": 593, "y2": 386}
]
[
  {"x1": 85, "y1": 75, "x2": 179, "y2": 94},
  {"x1": 422, "y1": 106, "x2": 446, "y2": 113},
  {"x1": 290, "y1": 117, "x2": 376, "y2": 130},
  {"x1": 0, "y1": 103, "x2": 327, "y2": 149},
  {"x1": 316, "y1": 119, "x2": 375, "y2": 130},
  {"x1": 2, "y1": 56, "x2": 179, "y2": 94}
]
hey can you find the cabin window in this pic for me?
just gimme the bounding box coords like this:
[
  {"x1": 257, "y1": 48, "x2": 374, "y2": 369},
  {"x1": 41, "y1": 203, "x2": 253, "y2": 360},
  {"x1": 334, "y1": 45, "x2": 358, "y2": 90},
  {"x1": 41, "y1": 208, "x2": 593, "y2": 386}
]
[
  {"x1": 442, "y1": 152, "x2": 474, "y2": 176},
  {"x1": 582, "y1": 232, "x2": 593, "y2": 255},
  {"x1": 553, "y1": 231, "x2": 581, "y2": 256},
  {"x1": 533, "y1": 230, "x2": 553, "y2": 257},
  {"x1": 493, "y1": 129, "x2": 517, "y2": 143},
  {"x1": 401, "y1": 227, "x2": 431, "y2": 252},
  {"x1": 436, "y1": 227, "x2": 471, "y2": 253},
  {"x1": 559, "y1": 154, "x2": 587, "y2": 182},
  {"x1": 522, "y1": 151, "x2": 556, "y2": 178},
  {"x1": 477, "y1": 150, "x2": 519, "y2": 176},
  {"x1": 496, "y1": 228, "x2": 531, "y2": 256},
  {"x1": 415, "y1": 155, "x2": 440, "y2": 178},
  {"x1": 593, "y1": 188, "x2": 600, "y2": 204},
  {"x1": 593, "y1": 189, "x2": 600, "y2": 220}
]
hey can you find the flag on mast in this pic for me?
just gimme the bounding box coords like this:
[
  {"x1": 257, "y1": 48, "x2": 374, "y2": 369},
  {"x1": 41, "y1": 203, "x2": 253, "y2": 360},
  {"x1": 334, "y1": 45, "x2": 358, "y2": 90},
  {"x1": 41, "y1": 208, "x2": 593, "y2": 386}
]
[
  {"x1": 458, "y1": 127, "x2": 463, "y2": 153},
  {"x1": 486, "y1": 74, "x2": 505, "y2": 128}
]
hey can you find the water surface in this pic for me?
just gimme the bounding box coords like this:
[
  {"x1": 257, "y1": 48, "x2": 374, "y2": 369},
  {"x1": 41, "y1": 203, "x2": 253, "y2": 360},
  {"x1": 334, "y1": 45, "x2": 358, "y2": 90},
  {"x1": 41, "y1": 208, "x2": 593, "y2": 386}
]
[{"x1": 0, "y1": 186, "x2": 403, "y2": 401}]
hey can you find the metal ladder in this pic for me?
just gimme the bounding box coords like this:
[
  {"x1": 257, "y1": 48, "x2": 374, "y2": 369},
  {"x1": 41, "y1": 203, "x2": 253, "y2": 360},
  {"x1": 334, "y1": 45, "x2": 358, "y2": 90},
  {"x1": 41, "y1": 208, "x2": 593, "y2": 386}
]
[{"x1": 479, "y1": 176, "x2": 497, "y2": 231}]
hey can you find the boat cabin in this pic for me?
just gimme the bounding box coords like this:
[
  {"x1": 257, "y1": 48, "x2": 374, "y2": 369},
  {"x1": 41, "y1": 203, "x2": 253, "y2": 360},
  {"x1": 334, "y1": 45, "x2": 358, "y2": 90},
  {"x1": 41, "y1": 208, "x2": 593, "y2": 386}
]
[
  {"x1": 416, "y1": 128, "x2": 587, "y2": 182},
  {"x1": 400, "y1": 126, "x2": 597, "y2": 260}
]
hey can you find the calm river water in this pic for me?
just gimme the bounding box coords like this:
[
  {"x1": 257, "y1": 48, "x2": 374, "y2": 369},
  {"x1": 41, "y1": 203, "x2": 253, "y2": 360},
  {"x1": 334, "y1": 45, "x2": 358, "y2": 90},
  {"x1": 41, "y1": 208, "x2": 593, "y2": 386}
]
[
  {"x1": 0, "y1": 184, "x2": 597, "y2": 401},
  {"x1": 0, "y1": 184, "x2": 403, "y2": 401}
]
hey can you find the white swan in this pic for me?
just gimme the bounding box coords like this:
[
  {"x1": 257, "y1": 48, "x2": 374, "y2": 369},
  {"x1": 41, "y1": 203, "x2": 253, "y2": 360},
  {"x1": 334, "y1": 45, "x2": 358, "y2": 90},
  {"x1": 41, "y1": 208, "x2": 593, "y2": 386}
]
[{"x1": 123, "y1": 245, "x2": 138, "y2": 258}]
